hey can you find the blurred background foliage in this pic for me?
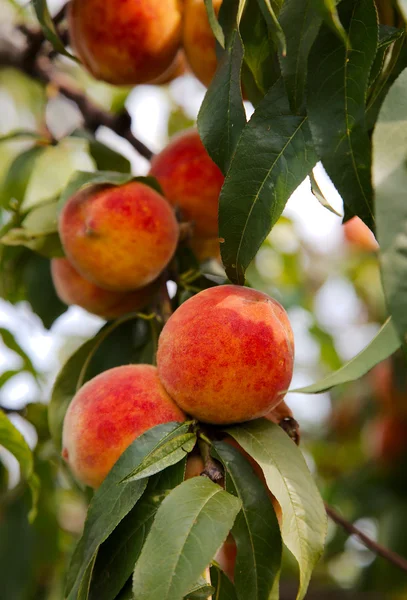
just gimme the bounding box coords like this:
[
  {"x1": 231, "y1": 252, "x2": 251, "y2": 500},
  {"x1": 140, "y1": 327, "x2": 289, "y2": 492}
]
[{"x1": 0, "y1": 0, "x2": 406, "y2": 599}]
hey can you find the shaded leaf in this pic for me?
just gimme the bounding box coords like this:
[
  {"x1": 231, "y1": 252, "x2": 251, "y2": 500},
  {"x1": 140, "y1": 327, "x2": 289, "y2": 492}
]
[
  {"x1": 278, "y1": 0, "x2": 322, "y2": 114},
  {"x1": 0, "y1": 328, "x2": 37, "y2": 378},
  {"x1": 132, "y1": 477, "x2": 241, "y2": 600},
  {"x1": 198, "y1": 29, "x2": 246, "y2": 174},
  {"x1": 373, "y1": 68, "x2": 407, "y2": 346},
  {"x1": 213, "y1": 441, "x2": 282, "y2": 600},
  {"x1": 293, "y1": 318, "x2": 400, "y2": 393},
  {"x1": 307, "y1": 0, "x2": 378, "y2": 231},
  {"x1": 22, "y1": 253, "x2": 66, "y2": 328},
  {"x1": 369, "y1": 26, "x2": 405, "y2": 88},
  {"x1": 89, "y1": 462, "x2": 186, "y2": 600},
  {"x1": 239, "y1": 0, "x2": 280, "y2": 101},
  {"x1": 66, "y1": 422, "x2": 185, "y2": 599},
  {"x1": 219, "y1": 78, "x2": 317, "y2": 284},
  {"x1": 210, "y1": 565, "x2": 238, "y2": 600},
  {"x1": 227, "y1": 420, "x2": 327, "y2": 600},
  {"x1": 0, "y1": 410, "x2": 38, "y2": 520},
  {"x1": 204, "y1": 0, "x2": 225, "y2": 47},
  {"x1": 310, "y1": 0, "x2": 348, "y2": 46},
  {"x1": 256, "y1": 0, "x2": 286, "y2": 55},
  {"x1": 184, "y1": 576, "x2": 215, "y2": 599}
]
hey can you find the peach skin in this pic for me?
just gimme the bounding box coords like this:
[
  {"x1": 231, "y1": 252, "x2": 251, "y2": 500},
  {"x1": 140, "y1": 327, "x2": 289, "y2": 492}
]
[
  {"x1": 68, "y1": 0, "x2": 182, "y2": 85},
  {"x1": 62, "y1": 365, "x2": 186, "y2": 488},
  {"x1": 51, "y1": 258, "x2": 156, "y2": 319},
  {"x1": 149, "y1": 129, "x2": 224, "y2": 239},
  {"x1": 183, "y1": 0, "x2": 222, "y2": 87},
  {"x1": 59, "y1": 181, "x2": 179, "y2": 292},
  {"x1": 343, "y1": 217, "x2": 379, "y2": 252},
  {"x1": 157, "y1": 285, "x2": 294, "y2": 424}
]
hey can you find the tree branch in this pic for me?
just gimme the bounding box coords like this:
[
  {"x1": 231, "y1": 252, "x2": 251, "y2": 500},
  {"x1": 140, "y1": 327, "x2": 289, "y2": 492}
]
[
  {"x1": 326, "y1": 504, "x2": 407, "y2": 573},
  {"x1": 0, "y1": 20, "x2": 153, "y2": 161}
]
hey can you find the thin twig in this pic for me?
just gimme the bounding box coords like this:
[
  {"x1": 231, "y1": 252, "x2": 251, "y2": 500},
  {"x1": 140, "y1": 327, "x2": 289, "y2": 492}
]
[
  {"x1": 326, "y1": 504, "x2": 407, "y2": 573},
  {"x1": 0, "y1": 21, "x2": 154, "y2": 161}
]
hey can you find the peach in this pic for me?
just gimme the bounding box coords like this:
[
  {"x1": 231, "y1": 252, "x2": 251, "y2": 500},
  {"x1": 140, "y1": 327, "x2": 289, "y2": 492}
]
[
  {"x1": 183, "y1": 0, "x2": 222, "y2": 87},
  {"x1": 51, "y1": 258, "x2": 156, "y2": 319},
  {"x1": 149, "y1": 130, "x2": 224, "y2": 239},
  {"x1": 148, "y1": 50, "x2": 187, "y2": 85},
  {"x1": 59, "y1": 181, "x2": 179, "y2": 292},
  {"x1": 68, "y1": 0, "x2": 182, "y2": 85},
  {"x1": 189, "y1": 237, "x2": 221, "y2": 262},
  {"x1": 62, "y1": 365, "x2": 186, "y2": 488},
  {"x1": 343, "y1": 217, "x2": 379, "y2": 252},
  {"x1": 157, "y1": 285, "x2": 294, "y2": 424}
]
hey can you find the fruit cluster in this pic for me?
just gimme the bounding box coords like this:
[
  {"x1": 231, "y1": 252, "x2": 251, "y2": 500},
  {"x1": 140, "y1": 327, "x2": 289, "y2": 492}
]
[
  {"x1": 52, "y1": 129, "x2": 223, "y2": 318},
  {"x1": 68, "y1": 0, "x2": 222, "y2": 88}
]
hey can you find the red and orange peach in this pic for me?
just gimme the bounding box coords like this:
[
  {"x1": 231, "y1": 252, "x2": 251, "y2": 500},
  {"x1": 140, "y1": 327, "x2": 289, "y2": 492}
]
[
  {"x1": 51, "y1": 257, "x2": 156, "y2": 319},
  {"x1": 68, "y1": 0, "x2": 182, "y2": 85},
  {"x1": 149, "y1": 129, "x2": 224, "y2": 240},
  {"x1": 343, "y1": 217, "x2": 379, "y2": 252},
  {"x1": 59, "y1": 181, "x2": 179, "y2": 292},
  {"x1": 62, "y1": 365, "x2": 186, "y2": 488},
  {"x1": 157, "y1": 285, "x2": 294, "y2": 424},
  {"x1": 183, "y1": 0, "x2": 222, "y2": 87}
]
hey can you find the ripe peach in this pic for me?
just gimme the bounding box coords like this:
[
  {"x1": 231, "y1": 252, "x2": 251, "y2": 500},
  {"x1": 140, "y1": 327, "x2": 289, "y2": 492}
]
[
  {"x1": 149, "y1": 130, "x2": 224, "y2": 239},
  {"x1": 343, "y1": 217, "x2": 379, "y2": 252},
  {"x1": 59, "y1": 181, "x2": 179, "y2": 292},
  {"x1": 183, "y1": 0, "x2": 221, "y2": 87},
  {"x1": 68, "y1": 0, "x2": 182, "y2": 85},
  {"x1": 62, "y1": 365, "x2": 186, "y2": 488},
  {"x1": 51, "y1": 258, "x2": 156, "y2": 319},
  {"x1": 148, "y1": 51, "x2": 187, "y2": 85},
  {"x1": 189, "y1": 237, "x2": 221, "y2": 262},
  {"x1": 157, "y1": 285, "x2": 294, "y2": 424}
]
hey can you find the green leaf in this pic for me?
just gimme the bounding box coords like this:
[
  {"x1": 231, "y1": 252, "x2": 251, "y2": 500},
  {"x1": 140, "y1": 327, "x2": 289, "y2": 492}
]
[
  {"x1": 89, "y1": 462, "x2": 186, "y2": 600},
  {"x1": 307, "y1": 0, "x2": 378, "y2": 231},
  {"x1": 184, "y1": 576, "x2": 215, "y2": 599},
  {"x1": 22, "y1": 253, "x2": 66, "y2": 328},
  {"x1": 219, "y1": 78, "x2": 317, "y2": 284},
  {"x1": 309, "y1": 171, "x2": 342, "y2": 217},
  {"x1": 132, "y1": 477, "x2": 242, "y2": 600},
  {"x1": 310, "y1": 0, "x2": 348, "y2": 46},
  {"x1": 198, "y1": 29, "x2": 246, "y2": 174},
  {"x1": 293, "y1": 318, "x2": 400, "y2": 393},
  {"x1": 66, "y1": 422, "x2": 185, "y2": 599},
  {"x1": 278, "y1": 0, "x2": 322, "y2": 114},
  {"x1": 204, "y1": 0, "x2": 225, "y2": 47},
  {"x1": 210, "y1": 566, "x2": 238, "y2": 600},
  {"x1": 49, "y1": 314, "x2": 143, "y2": 451},
  {"x1": 373, "y1": 68, "x2": 407, "y2": 346},
  {"x1": 71, "y1": 130, "x2": 132, "y2": 174},
  {"x1": 399, "y1": 0, "x2": 407, "y2": 19},
  {"x1": 0, "y1": 410, "x2": 38, "y2": 520},
  {"x1": 227, "y1": 420, "x2": 327, "y2": 600},
  {"x1": 0, "y1": 328, "x2": 37, "y2": 378},
  {"x1": 369, "y1": 26, "x2": 405, "y2": 89},
  {"x1": 239, "y1": 0, "x2": 281, "y2": 103},
  {"x1": 256, "y1": 0, "x2": 286, "y2": 55},
  {"x1": 0, "y1": 146, "x2": 45, "y2": 210},
  {"x1": 58, "y1": 171, "x2": 163, "y2": 213},
  {"x1": 32, "y1": 0, "x2": 76, "y2": 59},
  {"x1": 121, "y1": 423, "x2": 196, "y2": 483},
  {"x1": 213, "y1": 441, "x2": 282, "y2": 600}
]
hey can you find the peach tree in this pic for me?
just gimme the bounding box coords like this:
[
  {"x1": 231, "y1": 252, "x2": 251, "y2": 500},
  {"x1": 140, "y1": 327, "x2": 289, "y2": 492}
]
[{"x1": 0, "y1": 0, "x2": 407, "y2": 599}]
